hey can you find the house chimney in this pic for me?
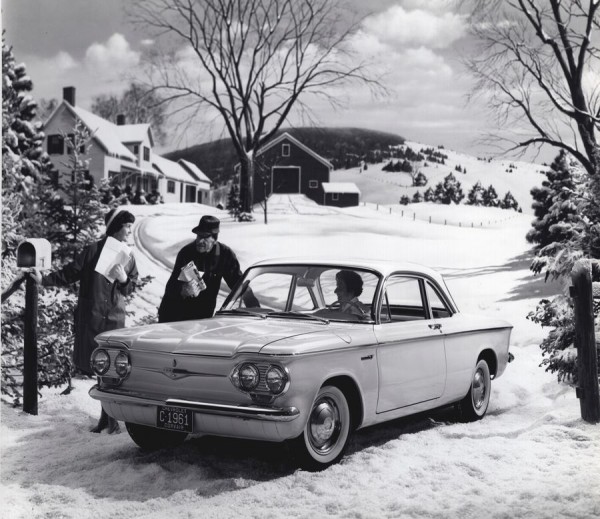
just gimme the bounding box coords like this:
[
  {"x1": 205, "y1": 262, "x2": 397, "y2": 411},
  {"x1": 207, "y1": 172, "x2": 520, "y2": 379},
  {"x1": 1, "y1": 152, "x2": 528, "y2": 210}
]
[
  {"x1": 116, "y1": 114, "x2": 126, "y2": 126},
  {"x1": 63, "y1": 86, "x2": 76, "y2": 106}
]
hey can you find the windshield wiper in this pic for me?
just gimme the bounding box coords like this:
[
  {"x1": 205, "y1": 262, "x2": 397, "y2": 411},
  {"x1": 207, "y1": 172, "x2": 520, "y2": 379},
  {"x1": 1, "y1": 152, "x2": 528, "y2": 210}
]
[
  {"x1": 266, "y1": 311, "x2": 329, "y2": 324},
  {"x1": 215, "y1": 309, "x2": 266, "y2": 318}
]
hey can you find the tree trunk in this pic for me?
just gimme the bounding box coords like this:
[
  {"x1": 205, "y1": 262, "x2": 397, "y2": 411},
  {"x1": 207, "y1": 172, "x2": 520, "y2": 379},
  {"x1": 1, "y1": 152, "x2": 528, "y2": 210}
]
[{"x1": 239, "y1": 155, "x2": 254, "y2": 214}]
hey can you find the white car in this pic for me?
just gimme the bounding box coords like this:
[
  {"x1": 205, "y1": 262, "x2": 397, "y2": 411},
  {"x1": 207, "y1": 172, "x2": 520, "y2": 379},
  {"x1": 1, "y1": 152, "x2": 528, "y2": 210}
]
[{"x1": 90, "y1": 259, "x2": 513, "y2": 469}]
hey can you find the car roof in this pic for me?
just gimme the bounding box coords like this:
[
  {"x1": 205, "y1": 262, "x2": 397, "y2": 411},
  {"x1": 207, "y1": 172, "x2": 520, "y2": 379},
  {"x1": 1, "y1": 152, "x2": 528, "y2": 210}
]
[{"x1": 249, "y1": 257, "x2": 447, "y2": 285}]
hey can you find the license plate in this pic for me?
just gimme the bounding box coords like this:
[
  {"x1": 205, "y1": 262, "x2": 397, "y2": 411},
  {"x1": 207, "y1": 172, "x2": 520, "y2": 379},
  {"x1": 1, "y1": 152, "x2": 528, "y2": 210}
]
[{"x1": 156, "y1": 406, "x2": 194, "y2": 433}]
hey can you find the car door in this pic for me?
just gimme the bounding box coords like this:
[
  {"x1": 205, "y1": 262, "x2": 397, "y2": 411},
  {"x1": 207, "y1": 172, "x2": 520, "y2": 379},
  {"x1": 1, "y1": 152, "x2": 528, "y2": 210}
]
[{"x1": 374, "y1": 274, "x2": 447, "y2": 413}]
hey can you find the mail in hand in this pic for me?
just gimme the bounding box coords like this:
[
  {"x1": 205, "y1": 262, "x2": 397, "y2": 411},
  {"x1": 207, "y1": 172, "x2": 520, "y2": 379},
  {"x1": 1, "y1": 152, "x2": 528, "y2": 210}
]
[{"x1": 178, "y1": 261, "x2": 206, "y2": 296}]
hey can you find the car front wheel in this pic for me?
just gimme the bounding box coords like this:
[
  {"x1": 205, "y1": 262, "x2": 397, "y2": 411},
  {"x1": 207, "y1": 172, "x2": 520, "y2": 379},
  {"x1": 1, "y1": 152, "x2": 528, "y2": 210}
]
[
  {"x1": 125, "y1": 422, "x2": 188, "y2": 451},
  {"x1": 291, "y1": 385, "x2": 351, "y2": 470},
  {"x1": 458, "y1": 359, "x2": 491, "y2": 422}
]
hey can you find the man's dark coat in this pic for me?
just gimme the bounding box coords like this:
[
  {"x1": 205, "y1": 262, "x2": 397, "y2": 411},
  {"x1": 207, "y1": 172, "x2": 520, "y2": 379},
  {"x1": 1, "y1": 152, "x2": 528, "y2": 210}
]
[{"x1": 158, "y1": 241, "x2": 243, "y2": 322}]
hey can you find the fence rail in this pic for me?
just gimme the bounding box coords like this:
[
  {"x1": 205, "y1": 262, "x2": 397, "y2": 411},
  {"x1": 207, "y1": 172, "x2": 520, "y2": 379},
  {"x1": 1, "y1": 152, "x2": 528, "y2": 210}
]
[{"x1": 362, "y1": 201, "x2": 520, "y2": 228}]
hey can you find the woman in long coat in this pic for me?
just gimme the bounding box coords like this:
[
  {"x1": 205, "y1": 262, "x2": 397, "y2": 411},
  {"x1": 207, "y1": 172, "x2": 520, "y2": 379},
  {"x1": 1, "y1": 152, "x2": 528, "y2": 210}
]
[{"x1": 35, "y1": 209, "x2": 138, "y2": 433}]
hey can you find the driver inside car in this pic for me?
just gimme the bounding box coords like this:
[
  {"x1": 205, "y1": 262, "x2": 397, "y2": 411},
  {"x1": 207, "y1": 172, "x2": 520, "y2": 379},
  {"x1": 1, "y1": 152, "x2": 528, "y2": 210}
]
[{"x1": 332, "y1": 270, "x2": 369, "y2": 318}]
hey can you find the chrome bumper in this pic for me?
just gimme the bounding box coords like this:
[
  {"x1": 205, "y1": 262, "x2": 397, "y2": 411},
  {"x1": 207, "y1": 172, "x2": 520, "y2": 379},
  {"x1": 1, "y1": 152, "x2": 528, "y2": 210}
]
[{"x1": 89, "y1": 386, "x2": 300, "y2": 422}]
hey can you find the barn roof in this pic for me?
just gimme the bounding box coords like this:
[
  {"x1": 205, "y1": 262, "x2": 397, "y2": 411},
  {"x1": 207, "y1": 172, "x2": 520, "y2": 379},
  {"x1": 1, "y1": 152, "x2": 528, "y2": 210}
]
[
  {"x1": 322, "y1": 182, "x2": 361, "y2": 194},
  {"x1": 256, "y1": 132, "x2": 333, "y2": 170}
]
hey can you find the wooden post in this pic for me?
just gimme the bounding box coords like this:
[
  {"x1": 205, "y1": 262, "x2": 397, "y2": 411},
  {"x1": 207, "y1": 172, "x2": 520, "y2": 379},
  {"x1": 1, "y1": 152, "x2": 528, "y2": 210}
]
[
  {"x1": 23, "y1": 273, "x2": 39, "y2": 415},
  {"x1": 570, "y1": 260, "x2": 600, "y2": 423}
]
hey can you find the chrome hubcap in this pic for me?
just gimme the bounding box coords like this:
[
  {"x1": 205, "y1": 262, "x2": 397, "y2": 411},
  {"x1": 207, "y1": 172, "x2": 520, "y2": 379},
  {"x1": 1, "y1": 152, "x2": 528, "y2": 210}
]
[
  {"x1": 472, "y1": 369, "x2": 487, "y2": 410},
  {"x1": 308, "y1": 397, "x2": 340, "y2": 454}
]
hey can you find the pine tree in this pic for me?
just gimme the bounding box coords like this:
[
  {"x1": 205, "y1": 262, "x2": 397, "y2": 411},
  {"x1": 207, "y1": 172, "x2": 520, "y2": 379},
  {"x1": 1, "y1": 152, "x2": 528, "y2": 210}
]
[
  {"x1": 226, "y1": 183, "x2": 241, "y2": 219},
  {"x1": 412, "y1": 191, "x2": 423, "y2": 203},
  {"x1": 399, "y1": 195, "x2": 411, "y2": 205},
  {"x1": 423, "y1": 187, "x2": 435, "y2": 202},
  {"x1": 413, "y1": 171, "x2": 428, "y2": 187},
  {"x1": 527, "y1": 154, "x2": 600, "y2": 383},
  {"x1": 36, "y1": 120, "x2": 106, "y2": 262},
  {"x1": 466, "y1": 181, "x2": 485, "y2": 206},
  {"x1": 526, "y1": 151, "x2": 578, "y2": 249},
  {"x1": 500, "y1": 191, "x2": 520, "y2": 211},
  {"x1": 432, "y1": 173, "x2": 464, "y2": 204},
  {"x1": 482, "y1": 185, "x2": 499, "y2": 207}
]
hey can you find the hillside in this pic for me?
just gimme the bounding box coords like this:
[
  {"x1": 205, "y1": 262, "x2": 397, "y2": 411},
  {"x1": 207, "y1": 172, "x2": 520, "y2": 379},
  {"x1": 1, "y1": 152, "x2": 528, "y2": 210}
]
[
  {"x1": 164, "y1": 127, "x2": 405, "y2": 185},
  {"x1": 331, "y1": 141, "x2": 548, "y2": 214}
]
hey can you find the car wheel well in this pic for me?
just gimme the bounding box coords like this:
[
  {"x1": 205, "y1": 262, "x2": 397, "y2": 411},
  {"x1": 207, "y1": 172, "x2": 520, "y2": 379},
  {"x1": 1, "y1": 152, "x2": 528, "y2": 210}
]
[
  {"x1": 321, "y1": 376, "x2": 363, "y2": 431},
  {"x1": 478, "y1": 349, "x2": 497, "y2": 378}
]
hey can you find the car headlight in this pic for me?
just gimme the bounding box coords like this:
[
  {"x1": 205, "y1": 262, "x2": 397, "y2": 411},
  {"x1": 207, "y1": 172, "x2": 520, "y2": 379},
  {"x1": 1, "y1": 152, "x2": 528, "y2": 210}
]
[
  {"x1": 114, "y1": 351, "x2": 131, "y2": 377},
  {"x1": 265, "y1": 366, "x2": 288, "y2": 394},
  {"x1": 91, "y1": 349, "x2": 110, "y2": 375},
  {"x1": 238, "y1": 363, "x2": 260, "y2": 391}
]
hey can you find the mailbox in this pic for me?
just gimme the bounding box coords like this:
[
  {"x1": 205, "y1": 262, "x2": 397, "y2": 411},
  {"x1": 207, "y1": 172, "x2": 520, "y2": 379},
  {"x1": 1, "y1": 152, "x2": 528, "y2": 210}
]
[{"x1": 17, "y1": 238, "x2": 52, "y2": 270}]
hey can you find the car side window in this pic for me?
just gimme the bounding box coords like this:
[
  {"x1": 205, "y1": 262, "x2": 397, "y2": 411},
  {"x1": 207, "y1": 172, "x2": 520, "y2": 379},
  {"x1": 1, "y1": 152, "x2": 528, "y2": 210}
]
[
  {"x1": 382, "y1": 276, "x2": 426, "y2": 322},
  {"x1": 243, "y1": 273, "x2": 291, "y2": 311},
  {"x1": 425, "y1": 281, "x2": 452, "y2": 318}
]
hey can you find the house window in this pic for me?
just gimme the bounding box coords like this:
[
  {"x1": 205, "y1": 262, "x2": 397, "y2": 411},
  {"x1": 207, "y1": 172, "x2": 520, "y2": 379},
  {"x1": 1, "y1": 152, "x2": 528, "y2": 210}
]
[
  {"x1": 282, "y1": 143, "x2": 290, "y2": 157},
  {"x1": 309, "y1": 180, "x2": 318, "y2": 189},
  {"x1": 332, "y1": 193, "x2": 339, "y2": 201},
  {"x1": 143, "y1": 146, "x2": 150, "y2": 161},
  {"x1": 47, "y1": 135, "x2": 64, "y2": 155},
  {"x1": 133, "y1": 144, "x2": 139, "y2": 155},
  {"x1": 167, "y1": 180, "x2": 176, "y2": 193}
]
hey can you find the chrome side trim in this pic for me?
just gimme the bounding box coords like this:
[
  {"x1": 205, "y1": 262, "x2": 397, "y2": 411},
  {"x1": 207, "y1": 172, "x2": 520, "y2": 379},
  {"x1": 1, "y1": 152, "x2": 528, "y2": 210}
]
[{"x1": 89, "y1": 386, "x2": 300, "y2": 422}]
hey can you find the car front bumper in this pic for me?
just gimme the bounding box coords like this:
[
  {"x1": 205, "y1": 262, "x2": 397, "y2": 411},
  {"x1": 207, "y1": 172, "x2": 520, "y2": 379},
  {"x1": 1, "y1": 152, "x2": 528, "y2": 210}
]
[{"x1": 89, "y1": 386, "x2": 302, "y2": 442}]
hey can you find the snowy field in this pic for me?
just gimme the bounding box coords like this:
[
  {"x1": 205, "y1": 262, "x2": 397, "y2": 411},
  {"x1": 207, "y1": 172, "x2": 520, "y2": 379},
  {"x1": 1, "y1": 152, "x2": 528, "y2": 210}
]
[{"x1": 2, "y1": 161, "x2": 600, "y2": 518}]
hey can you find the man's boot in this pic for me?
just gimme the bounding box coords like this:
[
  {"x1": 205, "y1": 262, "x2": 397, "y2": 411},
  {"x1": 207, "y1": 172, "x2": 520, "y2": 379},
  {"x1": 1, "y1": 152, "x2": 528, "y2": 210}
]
[{"x1": 90, "y1": 408, "x2": 109, "y2": 433}]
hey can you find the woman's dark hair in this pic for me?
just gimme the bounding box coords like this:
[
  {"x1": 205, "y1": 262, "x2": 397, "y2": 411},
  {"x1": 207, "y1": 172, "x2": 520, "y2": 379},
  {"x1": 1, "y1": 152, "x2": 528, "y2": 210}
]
[
  {"x1": 336, "y1": 270, "x2": 363, "y2": 297},
  {"x1": 105, "y1": 209, "x2": 135, "y2": 236}
]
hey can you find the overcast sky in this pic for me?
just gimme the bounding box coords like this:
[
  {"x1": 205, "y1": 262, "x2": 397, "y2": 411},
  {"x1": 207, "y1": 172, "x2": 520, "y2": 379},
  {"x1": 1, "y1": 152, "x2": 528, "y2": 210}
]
[{"x1": 2, "y1": 0, "x2": 502, "y2": 157}]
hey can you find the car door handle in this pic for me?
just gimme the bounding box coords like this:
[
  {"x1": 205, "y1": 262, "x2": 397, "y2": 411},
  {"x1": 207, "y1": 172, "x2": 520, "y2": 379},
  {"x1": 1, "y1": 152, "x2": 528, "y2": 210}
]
[{"x1": 428, "y1": 323, "x2": 442, "y2": 330}]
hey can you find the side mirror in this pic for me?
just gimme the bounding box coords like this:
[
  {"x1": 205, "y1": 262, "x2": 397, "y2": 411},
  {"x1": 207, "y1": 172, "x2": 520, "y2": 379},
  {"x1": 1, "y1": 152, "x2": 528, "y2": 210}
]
[{"x1": 17, "y1": 239, "x2": 52, "y2": 270}]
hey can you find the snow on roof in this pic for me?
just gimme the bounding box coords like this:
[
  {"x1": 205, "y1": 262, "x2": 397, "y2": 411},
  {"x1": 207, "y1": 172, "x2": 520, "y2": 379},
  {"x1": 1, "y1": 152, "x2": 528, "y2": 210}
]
[
  {"x1": 322, "y1": 182, "x2": 361, "y2": 194},
  {"x1": 152, "y1": 154, "x2": 198, "y2": 184},
  {"x1": 255, "y1": 132, "x2": 334, "y2": 169},
  {"x1": 114, "y1": 124, "x2": 154, "y2": 147},
  {"x1": 69, "y1": 105, "x2": 137, "y2": 161},
  {"x1": 179, "y1": 159, "x2": 211, "y2": 184}
]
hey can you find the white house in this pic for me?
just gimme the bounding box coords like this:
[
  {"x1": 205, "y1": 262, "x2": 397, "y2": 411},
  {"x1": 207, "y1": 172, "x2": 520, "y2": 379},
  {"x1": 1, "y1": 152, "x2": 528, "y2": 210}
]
[{"x1": 43, "y1": 87, "x2": 210, "y2": 203}]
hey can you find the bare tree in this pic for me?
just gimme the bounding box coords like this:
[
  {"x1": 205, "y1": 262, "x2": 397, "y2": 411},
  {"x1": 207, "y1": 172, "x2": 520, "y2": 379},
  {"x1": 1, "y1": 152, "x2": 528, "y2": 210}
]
[
  {"x1": 91, "y1": 82, "x2": 168, "y2": 145},
  {"x1": 131, "y1": 0, "x2": 380, "y2": 214},
  {"x1": 465, "y1": 0, "x2": 600, "y2": 179}
]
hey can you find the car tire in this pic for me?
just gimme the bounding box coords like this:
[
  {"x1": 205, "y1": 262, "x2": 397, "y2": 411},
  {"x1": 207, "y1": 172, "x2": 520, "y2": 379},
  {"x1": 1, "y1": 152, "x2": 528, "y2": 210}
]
[
  {"x1": 457, "y1": 359, "x2": 491, "y2": 422},
  {"x1": 290, "y1": 385, "x2": 351, "y2": 471},
  {"x1": 125, "y1": 422, "x2": 188, "y2": 451}
]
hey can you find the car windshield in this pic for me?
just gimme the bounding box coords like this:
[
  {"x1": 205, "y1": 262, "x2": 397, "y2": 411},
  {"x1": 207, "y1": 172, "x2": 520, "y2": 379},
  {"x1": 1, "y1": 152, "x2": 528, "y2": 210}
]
[{"x1": 220, "y1": 264, "x2": 381, "y2": 323}]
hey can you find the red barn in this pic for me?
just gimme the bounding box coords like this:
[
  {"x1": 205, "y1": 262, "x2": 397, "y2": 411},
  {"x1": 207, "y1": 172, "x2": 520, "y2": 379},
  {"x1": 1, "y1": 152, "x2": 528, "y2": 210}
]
[{"x1": 250, "y1": 132, "x2": 333, "y2": 205}]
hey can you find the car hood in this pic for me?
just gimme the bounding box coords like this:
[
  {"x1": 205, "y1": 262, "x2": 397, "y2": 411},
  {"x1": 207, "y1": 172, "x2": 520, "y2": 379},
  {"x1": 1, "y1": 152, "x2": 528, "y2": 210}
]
[{"x1": 95, "y1": 316, "x2": 362, "y2": 357}]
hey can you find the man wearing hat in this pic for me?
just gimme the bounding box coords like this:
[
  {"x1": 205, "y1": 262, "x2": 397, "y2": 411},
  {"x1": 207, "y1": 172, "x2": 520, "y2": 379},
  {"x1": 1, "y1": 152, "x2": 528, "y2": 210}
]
[{"x1": 158, "y1": 215, "x2": 251, "y2": 322}]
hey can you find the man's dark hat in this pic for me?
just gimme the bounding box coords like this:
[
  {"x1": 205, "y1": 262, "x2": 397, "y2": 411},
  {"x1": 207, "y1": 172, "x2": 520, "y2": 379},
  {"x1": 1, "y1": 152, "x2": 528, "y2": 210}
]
[{"x1": 192, "y1": 215, "x2": 220, "y2": 236}]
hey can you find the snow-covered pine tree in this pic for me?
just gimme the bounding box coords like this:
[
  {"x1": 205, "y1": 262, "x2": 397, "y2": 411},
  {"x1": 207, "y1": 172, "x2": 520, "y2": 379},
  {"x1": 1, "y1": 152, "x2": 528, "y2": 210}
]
[
  {"x1": 466, "y1": 181, "x2": 485, "y2": 206},
  {"x1": 36, "y1": 120, "x2": 106, "y2": 262},
  {"x1": 526, "y1": 151, "x2": 578, "y2": 249},
  {"x1": 423, "y1": 187, "x2": 434, "y2": 202},
  {"x1": 482, "y1": 184, "x2": 499, "y2": 207},
  {"x1": 500, "y1": 191, "x2": 520, "y2": 211},
  {"x1": 527, "y1": 154, "x2": 600, "y2": 382},
  {"x1": 412, "y1": 191, "x2": 423, "y2": 203}
]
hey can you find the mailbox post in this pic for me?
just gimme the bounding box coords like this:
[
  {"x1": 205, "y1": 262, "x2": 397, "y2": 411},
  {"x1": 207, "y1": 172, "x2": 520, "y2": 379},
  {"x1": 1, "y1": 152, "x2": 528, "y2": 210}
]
[{"x1": 16, "y1": 238, "x2": 52, "y2": 416}]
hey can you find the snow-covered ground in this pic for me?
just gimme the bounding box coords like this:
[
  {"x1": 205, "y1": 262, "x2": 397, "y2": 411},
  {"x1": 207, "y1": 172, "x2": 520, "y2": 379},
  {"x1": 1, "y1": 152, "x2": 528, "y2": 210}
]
[{"x1": 2, "y1": 186, "x2": 600, "y2": 518}]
